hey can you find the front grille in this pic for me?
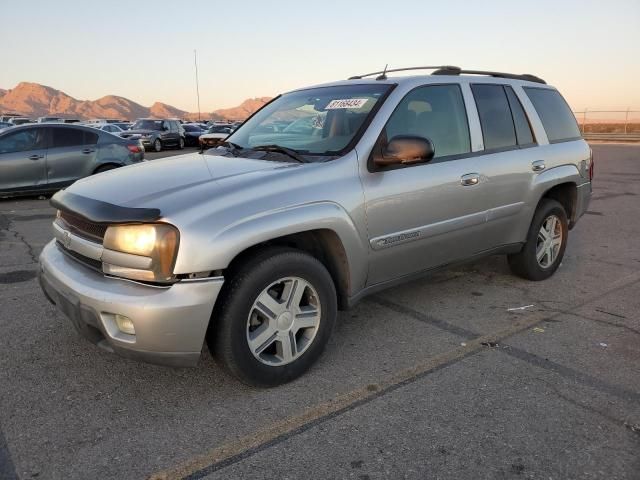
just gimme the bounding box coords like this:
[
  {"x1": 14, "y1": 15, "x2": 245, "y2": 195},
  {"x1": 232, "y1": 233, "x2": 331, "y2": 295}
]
[
  {"x1": 57, "y1": 241, "x2": 103, "y2": 272},
  {"x1": 58, "y1": 211, "x2": 107, "y2": 242}
]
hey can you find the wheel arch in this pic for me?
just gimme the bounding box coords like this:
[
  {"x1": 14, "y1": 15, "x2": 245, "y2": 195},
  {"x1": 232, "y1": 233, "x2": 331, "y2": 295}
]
[
  {"x1": 188, "y1": 202, "x2": 368, "y2": 311},
  {"x1": 531, "y1": 164, "x2": 584, "y2": 228},
  {"x1": 224, "y1": 229, "x2": 352, "y2": 310},
  {"x1": 93, "y1": 162, "x2": 122, "y2": 174}
]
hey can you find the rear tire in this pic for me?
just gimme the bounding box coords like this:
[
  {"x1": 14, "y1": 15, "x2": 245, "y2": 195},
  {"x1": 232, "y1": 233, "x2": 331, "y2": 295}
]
[
  {"x1": 153, "y1": 139, "x2": 162, "y2": 152},
  {"x1": 508, "y1": 199, "x2": 568, "y2": 281},
  {"x1": 208, "y1": 247, "x2": 337, "y2": 387},
  {"x1": 93, "y1": 164, "x2": 118, "y2": 174}
]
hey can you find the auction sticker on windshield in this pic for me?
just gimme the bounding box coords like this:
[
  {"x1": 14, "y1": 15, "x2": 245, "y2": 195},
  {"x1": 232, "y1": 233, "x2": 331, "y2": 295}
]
[{"x1": 325, "y1": 98, "x2": 369, "y2": 109}]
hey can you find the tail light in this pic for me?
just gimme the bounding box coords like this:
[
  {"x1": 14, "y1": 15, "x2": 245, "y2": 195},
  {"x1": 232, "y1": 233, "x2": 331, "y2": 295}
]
[
  {"x1": 127, "y1": 144, "x2": 142, "y2": 154},
  {"x1": 589, "y1": 148, "x2": 594, "y2": 181}
]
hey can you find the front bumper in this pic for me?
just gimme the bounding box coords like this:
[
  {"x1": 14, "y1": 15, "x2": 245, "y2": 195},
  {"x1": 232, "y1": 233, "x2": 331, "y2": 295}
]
[{"x1": 39, "y1": 240, "x2": 223, "y2": 367}]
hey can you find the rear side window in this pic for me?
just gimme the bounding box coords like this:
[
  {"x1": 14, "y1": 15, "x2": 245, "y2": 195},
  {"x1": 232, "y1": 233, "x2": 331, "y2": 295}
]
[
  {"x1": 51, "y1": 128, "x2": 85, "y2": 147},
  {"x1": 85, "y1": 130, "x2": 99, "y2": 144},
  {"x1": 504, "y1": 86, "x2": 534, "y2": 146},
  {"x1": 385, "y1": 84, "x2": 471, "y2": 158},
  {"x1": 51, "y1": 128, "x2": 98, "y2": 147},
  {"x1": 523, "y1": 88, "x2": 581, "y2": 142},
  {"x1": 471, "y1": 84, "x2": 516, "y2": 150},
  {"x1": 0, "y1": 128, "x2": 45, "y2": 154}
]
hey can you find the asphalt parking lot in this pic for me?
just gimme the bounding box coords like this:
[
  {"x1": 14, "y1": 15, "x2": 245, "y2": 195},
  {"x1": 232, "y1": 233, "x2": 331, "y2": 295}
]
[{"x1": 0, "y1": 144, "x2": 639, "y2": 480}]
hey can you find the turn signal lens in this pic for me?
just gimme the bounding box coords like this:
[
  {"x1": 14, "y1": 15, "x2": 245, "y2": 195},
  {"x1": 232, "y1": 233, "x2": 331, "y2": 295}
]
[{"x1": 103, "y1": 223, "x2": 179, "y2": 282}]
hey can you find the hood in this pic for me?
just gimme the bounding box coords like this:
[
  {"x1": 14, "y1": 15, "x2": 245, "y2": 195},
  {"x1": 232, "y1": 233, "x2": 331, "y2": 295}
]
[{"x1": 67, "y1": 152, "x2": 299, "y2": 215}]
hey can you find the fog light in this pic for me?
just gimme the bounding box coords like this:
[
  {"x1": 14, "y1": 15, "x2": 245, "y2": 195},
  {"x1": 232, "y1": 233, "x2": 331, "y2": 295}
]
[{"x1": 115, "y1": 314, "x2": 135, "y2": 335}]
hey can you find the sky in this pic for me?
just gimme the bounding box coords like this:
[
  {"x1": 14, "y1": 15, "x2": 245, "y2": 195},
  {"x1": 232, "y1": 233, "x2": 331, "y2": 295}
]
[{"x1": 0, "y1": 0, "x2": 638, "y2": 113}]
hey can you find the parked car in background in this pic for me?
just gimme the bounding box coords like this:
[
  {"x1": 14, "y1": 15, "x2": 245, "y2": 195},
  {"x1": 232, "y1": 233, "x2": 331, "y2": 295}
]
[
  {"x1": 198, "y1": 123, "x2": 235, "y2": 151},
  {"x1": 1, "y1": 115, "x2": 21, "y2": 123},
  {"x1": 0, "y1": 122, "x2": 12, "y2": 130},
  {"x1": 112, "y1": 122, "x2": 132, "y2": 131},
  {"x1": 182, "y1": 124, "x2": 204, "y2": 146},
  {"x1": 120, "y1": 118, "x2": 185, "y2": 152},
  {"x1": 92, "y1": 123, "x2": 125, "y2": 135},
  {"x1": 9, "y1": 117, "x2": 33, "y2": 125},
  {"x1": 0, "y1": 123, "x2": 144, "y2": 197},
  {"x1": 37, "y1": 116, "x2": 64, "y2": 123},
  {"x1": 85, "y1": 119, "x2": 125, "y2": 124},
  {"x1": 63, "y1": 119, "x2": 81, "y2": 124}
]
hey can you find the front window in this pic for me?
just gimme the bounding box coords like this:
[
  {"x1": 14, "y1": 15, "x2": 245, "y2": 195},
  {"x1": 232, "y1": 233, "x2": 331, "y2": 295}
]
[
  {"x1": 132, "y1": 119, "x2": 163, "y2": 131},
  {"x1": 227, "y1": 84, "x2": 392, "y2": 158}
]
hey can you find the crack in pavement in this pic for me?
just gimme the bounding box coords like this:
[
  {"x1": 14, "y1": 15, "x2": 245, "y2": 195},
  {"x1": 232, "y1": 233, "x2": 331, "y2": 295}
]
[
  {"x1": 0, "y1": 212, "x2": 40, "y2": 265},
  {"x1": 536, "y1": 378, "x2": 640, "y2": 439}
]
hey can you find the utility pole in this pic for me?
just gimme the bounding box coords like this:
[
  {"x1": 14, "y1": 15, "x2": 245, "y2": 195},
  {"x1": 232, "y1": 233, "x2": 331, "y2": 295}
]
[{"x1": 194, "y1": 49, "x2": 201, "y2": 122}]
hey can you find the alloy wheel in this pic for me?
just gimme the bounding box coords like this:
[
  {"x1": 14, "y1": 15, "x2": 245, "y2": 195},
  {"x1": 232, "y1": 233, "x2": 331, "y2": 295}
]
[
  {"x1": 536, "y1": 214, "x2": 563, "y2": 268},
  {"x1": 246, "y1": 276, "x2": 321, "y2": 366}
]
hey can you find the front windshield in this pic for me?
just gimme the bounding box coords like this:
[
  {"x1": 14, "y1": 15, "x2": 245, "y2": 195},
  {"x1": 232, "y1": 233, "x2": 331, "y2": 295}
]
[
  {"x1": 132, "y1": 119, "x2": 163, "y2": 131},
  {"x1": 227, "y1": 84, "x2": 391, "y2": 156}
]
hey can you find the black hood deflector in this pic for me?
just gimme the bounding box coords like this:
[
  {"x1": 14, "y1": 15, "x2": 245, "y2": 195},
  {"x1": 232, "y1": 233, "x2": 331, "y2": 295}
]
[{"x1": 50, "y1": 190, "x2": 161, "y2": 223}]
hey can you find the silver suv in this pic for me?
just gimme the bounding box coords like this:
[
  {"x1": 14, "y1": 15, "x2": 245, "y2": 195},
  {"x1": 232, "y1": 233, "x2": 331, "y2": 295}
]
[{"x1": 39, "y1": 66, "x2": 592, "y2": 386}]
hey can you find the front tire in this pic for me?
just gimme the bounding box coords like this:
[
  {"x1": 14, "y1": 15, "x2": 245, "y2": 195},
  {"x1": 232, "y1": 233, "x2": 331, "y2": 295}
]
[
  {"x1": 178, "y1": 137, "x2": 184, "y2": 150},
  {"x1": 508, "y1": 199, "x2": 568, "y2": 281},
  {"x1": 153, "y1": 139, "x2": 162, "y2": 152},
  {"x1": 93, "y1": 164, "x2": 118, "y2": 174},
  {"x1": 209, "y1": 248, "x2": 337, "y2": 387}
]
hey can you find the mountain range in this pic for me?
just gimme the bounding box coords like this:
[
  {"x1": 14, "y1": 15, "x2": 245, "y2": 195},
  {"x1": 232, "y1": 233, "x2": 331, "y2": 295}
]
[{"x1": 0, "y1": 82, "x2": 271, "y2": 121}]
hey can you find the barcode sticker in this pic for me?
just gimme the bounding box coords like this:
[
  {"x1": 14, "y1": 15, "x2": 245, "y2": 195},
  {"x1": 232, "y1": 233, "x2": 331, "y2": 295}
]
[{"x1": 325, "y1": 98, "x2": 369, "y2": 109}]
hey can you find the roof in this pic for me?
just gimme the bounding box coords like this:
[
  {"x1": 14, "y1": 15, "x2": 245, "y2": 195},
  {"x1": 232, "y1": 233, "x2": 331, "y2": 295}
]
[{"x1": 292, "y1": 66, "x2": 554, "y2": 92}]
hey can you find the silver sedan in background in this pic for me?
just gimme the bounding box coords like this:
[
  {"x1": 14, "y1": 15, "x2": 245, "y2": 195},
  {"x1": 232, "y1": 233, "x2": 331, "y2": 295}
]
[{"x1": 0, "y1": 123, "x2": 145, "y2": 197}]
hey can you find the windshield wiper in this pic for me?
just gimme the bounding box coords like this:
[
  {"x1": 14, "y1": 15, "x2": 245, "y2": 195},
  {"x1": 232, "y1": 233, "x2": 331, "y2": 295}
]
[
  {"x1": 217, "y1": 141, "x2": 243, "y2": 157},
  {"x1": 250, "y1": 144, "x2": 308, "y2": 163}
]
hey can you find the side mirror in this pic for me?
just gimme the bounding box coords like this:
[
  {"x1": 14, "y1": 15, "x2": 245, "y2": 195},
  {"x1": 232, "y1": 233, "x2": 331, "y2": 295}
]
[{"x1": 375, "y1": 135, "x2": 435, "y2": 167}]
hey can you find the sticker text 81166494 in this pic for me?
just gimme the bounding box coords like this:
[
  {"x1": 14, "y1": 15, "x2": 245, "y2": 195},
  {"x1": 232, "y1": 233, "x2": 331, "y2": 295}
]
[{"x1": 325, "y1": 98, "x2": 369, "y2": 109}]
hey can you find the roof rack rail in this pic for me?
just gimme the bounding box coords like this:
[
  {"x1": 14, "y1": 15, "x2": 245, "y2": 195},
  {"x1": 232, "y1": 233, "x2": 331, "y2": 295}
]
[
  {"x1": 348, "y1": 65, "x2": 461, "y2": 80},
  {"x1": 348, "y1": 66, "x2": 546, "y2": 84},
  {"x1": 431, "y1": 67, "x2": 546, "y2": 84}
]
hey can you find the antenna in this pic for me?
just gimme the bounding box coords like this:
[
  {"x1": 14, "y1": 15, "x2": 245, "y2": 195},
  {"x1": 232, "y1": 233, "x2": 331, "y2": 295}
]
[
  {"x1": 376, "y1": 64, "x2": 389, "y2": 81},
  {"x1": 193, "y1": 49, "x2": 202, "y2": 122}
]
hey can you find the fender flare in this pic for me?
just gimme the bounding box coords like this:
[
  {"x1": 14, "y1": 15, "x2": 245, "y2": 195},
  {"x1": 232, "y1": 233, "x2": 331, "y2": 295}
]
[{"x1": 196, "y1": 201, "x2": 368, "y2": 294}]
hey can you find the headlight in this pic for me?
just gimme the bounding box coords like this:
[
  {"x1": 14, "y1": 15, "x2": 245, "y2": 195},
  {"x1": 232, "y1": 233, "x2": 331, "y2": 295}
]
[{"x1": 102, "y1": 223, "x2": 179, "y2": 283}]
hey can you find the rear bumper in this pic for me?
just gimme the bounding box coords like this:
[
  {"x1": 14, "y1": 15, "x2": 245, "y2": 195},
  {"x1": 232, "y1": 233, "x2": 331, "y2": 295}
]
[
  {"x1": 39, "y1": 240, "x2": 223, "y2": 367},
  {"x1": 571, "y1": 181, "x2": 592, "y2": 227}
]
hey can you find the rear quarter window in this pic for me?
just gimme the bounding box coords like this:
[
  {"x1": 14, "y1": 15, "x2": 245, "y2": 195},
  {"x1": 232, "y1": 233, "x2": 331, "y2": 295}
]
[
  {"x1": 523, "y1": 88, "x2": 581, "y2": 143},
  {"x1": 471, "y1": 84, "x2": 516, "y2": 150}
]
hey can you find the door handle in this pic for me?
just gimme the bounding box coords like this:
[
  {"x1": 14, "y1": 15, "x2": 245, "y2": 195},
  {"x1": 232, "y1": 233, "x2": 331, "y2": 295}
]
[
  {"x1": 82, "y1": 148, "x2": 95, "y2": 154},
  {"x1": 460, "y1": 173, "x2": 480, "y2": 186},
  {"x1": 28, "y1": 154, "x2": 43, "y2": 161},
  {"x1": 532, "y1": 160, "x2": 545, "y2": 172}
]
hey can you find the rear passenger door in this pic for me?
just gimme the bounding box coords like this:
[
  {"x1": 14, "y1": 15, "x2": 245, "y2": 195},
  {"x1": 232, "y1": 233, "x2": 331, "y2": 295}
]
[
  {"x1": 468, "y1": 84, "x2": 540, "y2": 247},
  {"x1": 161, "y1": 121, "x2": 178, "y2": 146},
  {"x1": 45, "y1": 127, "x2": 99, "y2": 187},
  {"x1": 362, "y1": 84, "x2": 495, "y2": 285}
]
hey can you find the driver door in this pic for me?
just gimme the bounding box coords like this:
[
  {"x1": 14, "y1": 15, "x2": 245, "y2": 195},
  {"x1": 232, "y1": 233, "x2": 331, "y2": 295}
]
[{"x1": 361, "y1": 84, "x2": 493, "y2": 285}]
